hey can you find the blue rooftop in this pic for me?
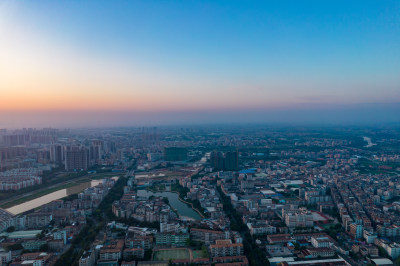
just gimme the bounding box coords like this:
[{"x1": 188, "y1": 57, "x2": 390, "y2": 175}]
[{"x1": 239, "y1": 169, "x2": 257, "y2": 174}]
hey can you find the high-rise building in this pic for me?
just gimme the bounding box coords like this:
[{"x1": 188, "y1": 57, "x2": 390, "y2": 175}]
[
  {"x1": 50, "y1": 144, "x2": 64, "y2": 164},
  {"x1": 210, "y1": 150, "x2": 238, "y2": 171},
  {"x1": 224, "y1": 151, "x2": 238, "y2": 171},
  {"x1": 164, "y1": 147, "x2": 188, "y2": 161},
  {"x1": 89, "y1": 140, "x2": 104, "y2": 163},
  {"x1": 2, "y1": 134, "x2": 29, "y2": 146},
  {"x1": 64, "y1": 146, "x2": 90, "y2": 171},
  {"x1": 106, "y1": 141, "x2": 117, "y2": 153},
  {"x1": 0, "y1": 147, "x2": 27, "y2": 163},
  {"x1": 210, "y1": 151, "x2": 218, "y2": 169}
]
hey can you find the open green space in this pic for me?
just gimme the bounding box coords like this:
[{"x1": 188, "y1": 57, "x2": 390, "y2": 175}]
[
  {"x1": 153, "y1": 249, "x2": 190, "y2": 261},
  {"x1": 356, "y1": 158, "x2": 400, "y2": 175},
  {"x1": 87, "y1": 172, "x2": 120, "y2": 179},
  {"x1": 193, "y1": 250, "x2": 207, "y2": 259}
]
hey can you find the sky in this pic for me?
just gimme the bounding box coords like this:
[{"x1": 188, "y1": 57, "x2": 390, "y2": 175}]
[{"x1": 0, "y1": 0, "x2": 399, "y2": 128}]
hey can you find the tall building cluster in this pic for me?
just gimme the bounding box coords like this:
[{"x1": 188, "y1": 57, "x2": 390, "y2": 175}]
[
  {"x1": 210, "y1": 151, "x2": 238, "y2": 171},
  {"x1": 63, "y1": 141, "x2": 105, "y2": 171},
  {"x1": 163, "y1": 147, "x2": 188, "y2": 161},
  {"x1": 64, "y1": 146, "x2": 90, "y2": 171}
]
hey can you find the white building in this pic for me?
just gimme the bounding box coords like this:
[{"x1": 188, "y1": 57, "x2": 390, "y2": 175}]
[
  {"x1": 311, "y1": 236, "x2": 333, "y2": 248},
  {"x1": 160, "y1": 222, "x2": 179, "y2": 233},
  {"x1": 363, "y1": 230, "x2": 377, "y2": 244},
  {"x1": 247, "y1": 223, "x2": 276, "y2": 235},
  {"x1": 284, "y1": 210, "x2": 314, "y2": 228},
  {"x1": 0, "y1": 250, "x2": 11, "y2": 265},
  {"x1": 79, "y1": 250, "x2": 95, "y2": 266},
  {"x1": 386, "y1": 243, "x2": 400, "y2": 259}
]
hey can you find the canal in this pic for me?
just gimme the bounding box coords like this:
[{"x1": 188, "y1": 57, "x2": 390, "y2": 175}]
[
  {"x1": 363, "y1": 136, "x2": 376, "y2": 148},
  {"x1": 137, "y1": 189, "x2": 201, "y2": 220},
  {"x1": 6, "y1": 179, "x2": 110, "y2": 215}
]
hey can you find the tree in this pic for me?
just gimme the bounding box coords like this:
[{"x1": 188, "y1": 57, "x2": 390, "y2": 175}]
[
  {"x1": 6, "y1": 243, "x2": 23, "y2": 251},
  {"x1": 144, "y1": 249, "x2": 152, "y2": 260},
  {"x1": 217, "y1": 186, "x2": 270, "y2": 266},
  {"x1": 201, "y1": 245, "x2": 208, "y2": 257},
  {"x1": 378, "y1": 246, "x2": 390, "y2": 258},
  {"x1": 40, "y1": 244, "x2": 49, "y2": 252},
  {"x1": 163, "y1": 197, "x2": 169, "y2": 205},
  {"x1": 395, "y1": 256, "x2": 400, "y2": 266},
  {"x1": 36, "y1": 232, "x2": 45, "y2": 239},
  {"x1": 6, "y1": 226, "x2": 15, "y2": 233},
  {"x1": 55, "y1": 176, "x2": 128, "y2": 266}
]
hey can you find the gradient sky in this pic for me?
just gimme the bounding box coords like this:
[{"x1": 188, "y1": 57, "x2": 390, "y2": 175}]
[{"x1": 0, "y1": 0, "x2": 399, "y2": 127}]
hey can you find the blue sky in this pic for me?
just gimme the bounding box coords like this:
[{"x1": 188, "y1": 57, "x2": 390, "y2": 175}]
[{"x1": 0, "y1": 0, "x2": 399, "y2": 127}]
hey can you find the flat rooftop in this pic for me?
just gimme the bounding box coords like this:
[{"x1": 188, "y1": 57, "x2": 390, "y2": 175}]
[{"x1": 0, "y1": 230, "x2": 42, "y2": 239}]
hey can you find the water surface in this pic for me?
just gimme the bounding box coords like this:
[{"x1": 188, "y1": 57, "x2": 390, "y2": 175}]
[
  {"x1": 137, "y1": 189, "x2": 201, "y2": 220},
  {"x1": 7, "y1": 179, "x2": 103, "y2": 215},
  {"x1": 363, "y1": 136, "x2": 376, "y2": 148}
]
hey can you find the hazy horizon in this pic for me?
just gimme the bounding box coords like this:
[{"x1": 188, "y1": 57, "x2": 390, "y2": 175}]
[{"x1": 0, "y1": 102, "x2": 398, "y2": 129}]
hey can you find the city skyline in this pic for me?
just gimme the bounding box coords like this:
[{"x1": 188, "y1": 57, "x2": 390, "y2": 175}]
[{"x1": 1, "y1": 0, "x2": 399, "y2": 127}]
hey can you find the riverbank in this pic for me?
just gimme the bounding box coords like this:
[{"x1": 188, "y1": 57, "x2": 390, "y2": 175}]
[
  {"x1": 170, "y1": 183, "x2": 207, "y2": 219},
  {"x1": 363, "y1": 136, "x2": 376, "y2": 148},
  {"x1": 0, "y1": 171, "x2": 122, "y2": 208},
  {"x1": 173, "y1": 191, "x2": 205, "y2": 219},
  {"x1": 0, "y1": 182, "x2": 82, "y2": 209},
  {"x1": 146, "y1": 187, "x2": 180, "y2": 216},
  {"x1": 143, "y1": 187, "x2": 204, "y2": 219},
  {"x1": 0, "y1": 172, "x2": 123, "y2": 210}
]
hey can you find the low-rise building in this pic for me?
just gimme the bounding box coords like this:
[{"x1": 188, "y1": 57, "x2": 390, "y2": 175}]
[
  {"x1": 311, "y1": 236, "x2": 333, "y2": 248},
  {"x1": 123, "y1": 248, "x2": 145, "y2": 260},
  {"x1": 79, "y1": 250, "x2": 95, "y2": 266},
  {"x1": 210, "y1": 240, "x2": 244, "y2": 258},
  {"x1": 155, "y1": 232, "x2": 189, "y2": 247},
  {"x1": 190, "y1": 228, "x2": 227, "y2": 244},
  {"x1": 247, "y1": 223, "x2": 276, "y2": 235}
]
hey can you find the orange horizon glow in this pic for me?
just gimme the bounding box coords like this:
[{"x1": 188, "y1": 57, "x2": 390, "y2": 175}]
[{"x1": 1, "y1": 1, "x2": 399, "y2": 117}]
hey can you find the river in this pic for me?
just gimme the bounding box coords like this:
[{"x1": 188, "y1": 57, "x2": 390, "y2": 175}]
[
  {"x1": 363, "y1": 136, "x2": 376, "y2": 148},
  {"x1": 6, "y1": 179, "x2": 105, "y2": 215},
  {"x1": 137, "y1": 189, "x2": 201, "y2": 220}
]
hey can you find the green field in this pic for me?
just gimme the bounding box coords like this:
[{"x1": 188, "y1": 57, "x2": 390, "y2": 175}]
[
  {"x1": 193, "y1": 250, "x2": 207, "y2": 259},
  {"x1": 153, "y1": 249, "x2": 190, "y2": 261}
]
